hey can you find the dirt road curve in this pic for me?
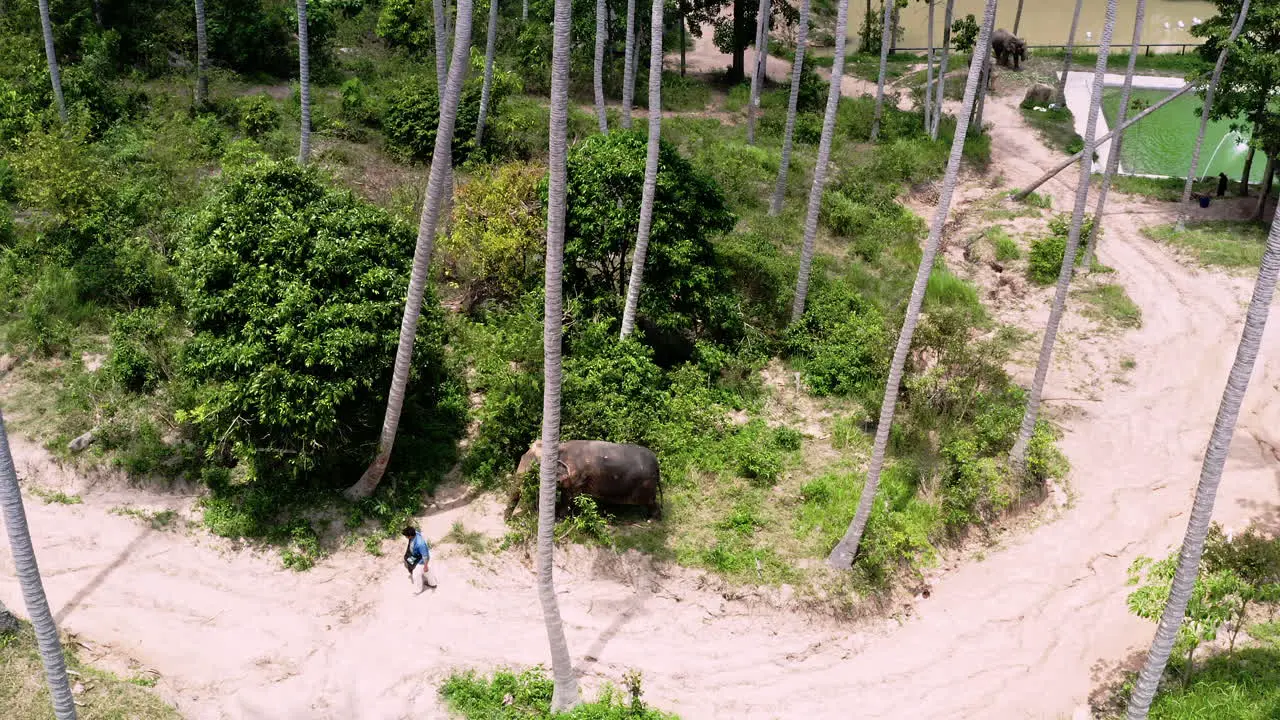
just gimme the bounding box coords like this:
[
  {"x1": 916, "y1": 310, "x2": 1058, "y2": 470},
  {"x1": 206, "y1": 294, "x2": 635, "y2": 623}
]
[{"x1": 3, "y1": 48, "x2": 1280, "y2": 720}]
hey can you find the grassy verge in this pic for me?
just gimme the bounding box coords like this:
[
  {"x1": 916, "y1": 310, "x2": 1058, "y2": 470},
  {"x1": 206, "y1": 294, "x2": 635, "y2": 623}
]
[
  {"x1": 781, "y1": 49, "x2": 919, "y2": 83},
  {"x1": 0, "y1": 622, "x2": 178, "y2": 719},
  {"x1": 1143, "y1": 220, "x2": 1269, "y2": 269},
  {"x1": 1021, "y1": 106, "x2": 1083, "y2": 156},
  {"x1": 1038, "y1": 48, "x2": 1209, "y2": 77},
  {"x1": 440, "y1": 667, "x2": 678, "y2": 719},
  {"x1": 1074, "y1": 283, "x2": 1142, "y2": 329},
  {"x1": 1106, "y1": 175, "x2": 1218, "y2": 202}
]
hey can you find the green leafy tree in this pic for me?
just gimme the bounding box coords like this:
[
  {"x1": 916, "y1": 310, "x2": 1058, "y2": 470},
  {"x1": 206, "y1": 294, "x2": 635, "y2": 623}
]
[
  {"x1": 562, "y1": 131, "x2": 736, "y2": 336},
  {"x1": 949, "y1": 12, "x2": 977, "y2": 53},
  {"x1": 1190, "y1": 0, "x2": 1280, "y2": 221},
  {"x1": 1180, "y1": 0, "x2": 1251, "y2": 207},
  {"x1": 178, "y1": 161, "x2": 456, "y2": 485}
]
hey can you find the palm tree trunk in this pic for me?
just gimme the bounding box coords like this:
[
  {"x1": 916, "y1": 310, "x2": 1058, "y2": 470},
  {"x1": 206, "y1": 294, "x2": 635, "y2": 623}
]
[
  {"x1": 540, "y1": 0, "x2": 580, "y2": 708},
  {"x1": 1180, "y1": 0, "x2": 1250, "y2": 206},
  {"x1": 477, "y1": 0, "x2": 501, "y2": 144},
  {"x1": 1015, "y1": 81, "x2": 1196, "y2": 201},
  {"x1": 1240, "y1": 142, "x2": 1255, "y2": 197},
  {"x1": 1124, "y1": 166, "x2": 1280, "y2": 720},
  {"x1": 593, "y1": 0, "x2": 608, "y2": 132},
  {"x1": 195, "y1": 0, "x2": 210, "y2": 107},
  {"x1": 681, "y1": 14, "x2": 686, "y2": 76},
  {"x1": 92, "y1": 0, "x2": 102, "y2": 26},
  {"x1": 297, "y1": 0, "x2": 312, "y2": 163},
  {"x1": 37, "y1": 0, "x2": 66, "y2": 123},
  {"x1": 346, "y1": 0, "x2": 475, "y2": 500},
  {"x1": 1012, "y1": 0, "x2": 1023, "y2": 35},
  {"x1": 619, "y1": 0, "x2": 665, "y2": 338},
  {"x1": 621, "y1": 0, "x2": 637, "y2": 129},
  {"x1": 931, "y1": 0, "x2": 954, "y2": 140},
  {"x1": 433, "y1": 0, "x2": 457, "y2": 219},
  {"x1": 522, "y1": 0, "x2": 527, "y2": 21},
  {"x1": 970, "y1": 28, "x2": 994, "y2": 135},
  {"x1": 924, "y1": 0, "x2": 935, "y2": 135},
  {"x1": 0, "y1": 411, "x2": 77, "y2": 720},
  {"x1": 1082, "y1": 0, "x2": 1146, "y2": 270},
  {"x1": 827, "y1": 0, "x2": 999, "y2": 570},
  {"x1": 746, "y1": 0, "x2": 771, "y2": 144},
  {"x1": 1054, "y1": 0, "x2": 1083, "y2": 105},
  {"x1": 768, "y1": 0, "x2": 810, "y2": 216},
  {"x1": 868, "y1": 0, "x2": 893, "y2": 141},
  {"x1": 1009, "y1": 0, "x2": 1119, "y2": 470},
  {"x1": 1254, "y1": 155, "x2": 1276, "y2": 223},
  {"x1": 789, "y1": 0, "x2": 852, "y2": 323}
]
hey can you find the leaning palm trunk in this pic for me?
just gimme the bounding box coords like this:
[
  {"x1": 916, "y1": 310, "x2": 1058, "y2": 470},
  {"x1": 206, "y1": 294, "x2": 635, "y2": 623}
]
[
  {"x1": 746, "y1": 0, "x2": 771, "y2": 144},
  {"x1": 593, "y1": 0, "x2": 608, "y2": 131},
  {"x1": 297, "y1": 0, "x2": 312, "y2": 163},
  {"x1": 868, "y1": 0, "x2": 893, "y2": 141},
  {"x1": 930, "y1": 0, "x2": 955, "y2": 140},
  {"x1": 619, "y1": 0, "x2": 665, "y2": 338},
  {"x1": 539, "y1": 0, "x2": 581, "y2": 708},
  {"x1": 346, "y1": 0, "x2": 475, "y2": 499},
  {"x1": 827, "y1": 0, "x2": 998, "y2": 570},
  {"x1": 433, "y1": 0, "x2": 456, "y2": 207},
  {"x1": 1013, "y1": 0, "x2": 1024, "y2": 34},
  {"x1": 621, "y1": 0, "x2": 637, "y2": 129},
  {"x1": 1124, "y1": 177, "x2": 1280, "y2": 720},
  {"x1": 1054, "y1": 0, "x2": 1084, "y2": 105},
  {"x1": 0, "y1": 411, "x2": 77, "y2": 720},
  {"x1": 923, "y1": 0, "x2": 935, "y2": 134},
  {"x1": 1014, "y1": 82, "x2": 1196, "y2": 201},
  {"x1": 37, "y1": 0, "x2": 66, "y2": 122},
  {"x1": 768, "y1": 0, "x2": 811, "y2": 216},
  {"x1": 1009, "y1": 0, "x2": 1119, "y2": 469},
  {"x1": 1180, "y1": 0, "x2": 1251, "y2": 206},
  {"x1": 195, "y1": 0, "x2": 210, "y2": 107},
  {"x1": 789, "y1": 0, "x2": 852, "y2": 323},
  {"x1": 476, "y1": 0, "x2": 501, "y2": 144},
  {"x1": 1082, "y1": 0, "x2": 1146, "y2": 269},
  {"x1": 970, "y1": 20, "x2": 995, "y2": 135}
]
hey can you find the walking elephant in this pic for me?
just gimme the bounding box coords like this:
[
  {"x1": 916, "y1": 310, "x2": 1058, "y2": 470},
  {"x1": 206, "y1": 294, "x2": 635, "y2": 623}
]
[{"x1": 992, "y1": 29, "x2": 1027, "y2": 70}]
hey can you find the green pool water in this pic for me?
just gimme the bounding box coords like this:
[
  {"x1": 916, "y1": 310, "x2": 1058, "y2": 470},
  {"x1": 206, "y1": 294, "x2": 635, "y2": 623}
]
[{"x1": 1100, "y1": 88, "x2": 1264, "y2": 183}]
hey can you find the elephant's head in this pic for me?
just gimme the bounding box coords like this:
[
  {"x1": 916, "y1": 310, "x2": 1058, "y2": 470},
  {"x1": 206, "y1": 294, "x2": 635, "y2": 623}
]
[{"x1": 1012, "y1": 38, "x2": 1027, "y2": 64}]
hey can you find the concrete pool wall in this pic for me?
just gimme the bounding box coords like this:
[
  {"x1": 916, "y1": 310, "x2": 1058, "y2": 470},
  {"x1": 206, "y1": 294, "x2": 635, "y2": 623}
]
[{"x1": 1060, "y1": 70, "x2": 1189, "y2": 178}]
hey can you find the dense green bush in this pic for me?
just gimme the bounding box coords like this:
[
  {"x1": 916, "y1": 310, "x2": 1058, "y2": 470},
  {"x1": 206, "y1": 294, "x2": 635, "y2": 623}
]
[
  {"x1": 441, "y1": 667, "x2": 679, "y2": 719},
  {"x1": 382, "y1": 68, "x2": 519, "y2": 165},
  {"x1": 561, "y1": 131, "x2": 736, "y2": 340},
  {"x1": 177, "y1": 161, "x2": 462, "y2": 485},
  {"x1": 439, "y1": 162, "x2": 545, "y2": 309},
  {"x1": 339, "y1": 78, "x2": 381, "y2": 127},
  {"x1": 1028, "y1": 213, "x2": 1097, "y2": 284},
  {"x1": 106, "y1": 307, "x2": 175, "y2": 393},
  {"x1": 233, "y1": 94, "x2": 281, "y2": 137},
  {"x1": 786, "y1": 287, "x2": 891, "y2": 399},
  {"x1": 562, "y1": 322, "x2": 667, "y2": 445}
]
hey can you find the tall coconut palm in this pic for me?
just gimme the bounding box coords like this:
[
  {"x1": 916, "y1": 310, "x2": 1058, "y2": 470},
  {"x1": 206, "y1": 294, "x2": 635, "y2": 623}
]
[
  {"x1": 522, "y1": 0, "x2": 527, "y2": 21},
  {"x1": 923, "y1": 0, "x2": 935, "y2": 135},
  {"x1": 789, "y1": 0, "x2": 852, "y2": 323},
  {"x1": 827, "y1": 0, "x2": 999, "y2": 570},
  {"x1": 37, "y1": 0, "x2": 66, "y2": 123},
  {"x1": 621, "y1": 0, "x2": 637, "y2": 129},
  {"x1": 1009, "y1": 0, "x2": 1120, "y2": 469},
  {"x1": 1181, "y1": 0, "x2": 1251, "y2": 206},
  {"x1": 346, "y1": 0, "x2": 475, "y2": 499},
  {"x1": 1124, "y1": 177, "x2": 1280, "y2": 720},
  {"x1": 746, "y1": 0, "x2": 771, "y2": 144},
  {"x1": 619, "y1": 0, "x2": 665, "y2": 338},
  {"x1": 593, "y1": 0, "x2": 608, "y2": 131},
  {"x1": 970, "y1": 16, "x2": 995, "y2": 135},
  {"x1": 768, "y1": 0, "x2": 811, "y2": 216},
  {"x1": 930, "y1": 0, "x2": 955, "y2": 140},
  {"x1": 1082, "y1": 0, "x2": 1147, "y2": 269},
  {"x1": 0, "y1": 411, "x2": 77, "y2": 720},
  {"x1": 1012, "y1": 0, "x2": 1023, "y2": 34},
  {"x1": 476, "y1": 0, "x2": 501, "y2": 144},
  {"x1": 195, "y1": 0, "x2": 210, "y2": 108},
  {"x1": 297, "y1": 0, "x2": 312, "y2": 163},
  {"x1": 1054, "y1": 0, "x2": 1084, "y2": 105},
  {"x1": 539, "y1": 0, "x2": 580, "y2": 708},
  {"x1": 433, "y1": 0, "x2": 456, "y2": 205},
  {"x1": 868, "y1": 0, "x2": 893, "y2": 141}
]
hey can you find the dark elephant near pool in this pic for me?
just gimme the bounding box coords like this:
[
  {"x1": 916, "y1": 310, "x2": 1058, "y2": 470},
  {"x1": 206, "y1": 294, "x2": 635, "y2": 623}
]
[
  {"x1": 992, "y1": 29, "x2": 1027, "y2": 70},
  {"x1": 505, "y1": 440, "x2": 663, "y2": 520}
]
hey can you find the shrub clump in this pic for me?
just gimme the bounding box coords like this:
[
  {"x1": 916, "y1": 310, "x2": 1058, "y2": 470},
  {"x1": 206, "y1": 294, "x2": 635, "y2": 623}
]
[
  {"x1": 1028, "y1": 212, "x2": 1097, "y2": 284},
  {"x1": 106, "y1": 307, "x2": 176, "y2": 394},
  {"x1": 177, "y1": 160, "x2": 461, "y2": 485},
  {"x1": 440, "y1": 667, "x2": 678, "y2": 719},
  {"x1": 786, "y1": 288, "x2": 891, "y2": 399}
]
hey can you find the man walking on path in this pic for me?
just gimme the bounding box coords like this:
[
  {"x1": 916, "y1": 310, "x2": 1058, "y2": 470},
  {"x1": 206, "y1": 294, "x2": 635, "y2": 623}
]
[{"x1": 402, "y1": 526, "x2": 432, "y2": 595}]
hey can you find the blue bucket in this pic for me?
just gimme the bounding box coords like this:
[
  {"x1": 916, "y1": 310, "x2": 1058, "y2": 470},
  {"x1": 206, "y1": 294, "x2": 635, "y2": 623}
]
[{"x1": 1198, "y1": 196, "x2": 1211, "y2": 208}]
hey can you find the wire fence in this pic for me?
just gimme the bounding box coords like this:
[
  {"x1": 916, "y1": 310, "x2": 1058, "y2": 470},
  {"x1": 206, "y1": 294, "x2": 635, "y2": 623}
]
[{"x1": 895, "y1": 42, "x2": 1204, "y2": 55}]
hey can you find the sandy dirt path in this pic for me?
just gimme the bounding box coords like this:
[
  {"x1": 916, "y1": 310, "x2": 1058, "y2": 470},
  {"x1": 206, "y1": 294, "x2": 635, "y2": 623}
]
[{"x1": 4, "y1": 58, "x2": 1280, "y2": 720}]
